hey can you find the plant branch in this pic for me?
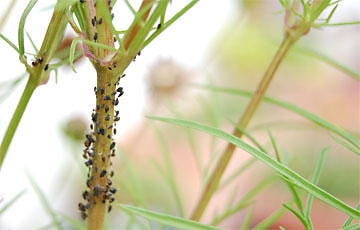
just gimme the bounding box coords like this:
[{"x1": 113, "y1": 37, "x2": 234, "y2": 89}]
[
  {"x1": 190, "y1": 0, "x2": 335, "y2": 221},
  {"x1": 0, "y1": 1, "x2": 67, "y2": 170},
  {"x1": 190, "y1": 34, "x2": 296, "y2": 221}
]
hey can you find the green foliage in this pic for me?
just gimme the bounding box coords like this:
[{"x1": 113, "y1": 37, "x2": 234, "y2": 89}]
[
  {"x1": 0, "y1": 0, "x2": 358, "y2": 228},
  {"x1": 120, "y1": 204, "x2": 220, "y2": 230}
]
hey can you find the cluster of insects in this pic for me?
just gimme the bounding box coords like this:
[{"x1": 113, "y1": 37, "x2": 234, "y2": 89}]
[
  {"x1": 77, "y1": 0, "x2": 126, "y2": 220},
  {"x1": 78, "y1": 73, "x2": 124, "y2": 220},
  {"x1": 31, "y1": 53, "x2": 49, "y2": 71}
]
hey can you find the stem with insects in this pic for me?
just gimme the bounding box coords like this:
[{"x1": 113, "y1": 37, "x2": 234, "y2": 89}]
[
  {"x1": 77, "y1": 1, "x2": 155, "y2": 228},
  {"x1": 190, "y1": 0, "x2": 333, "y2": 222},
  {"x1": 0, "y1": 2, "x2": 67, "y2": 170}
]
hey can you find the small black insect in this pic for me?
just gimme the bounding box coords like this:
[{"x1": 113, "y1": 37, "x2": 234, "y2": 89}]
[
  {"x1": 108, "y1": 205, "x2": 112, "y2": 212},
  {"x1": 81, "y1": 212, "x2": 88, "y2": 220},
  {"x1": 105, "y1": 105, "x2": 109, "y2": 113},
  {"x1": 104, "y1": 95, "x2": 111, "y2": 100},
  {"x1": 114, "y1": 116, "x2": 120, "y2": 122},
  {"x1": 82, "y1": 190, "x2": 89, "y2": 200},
  {"x1": 100, "y1": 170, "x2": 107, "y2": 177},
  {"x1": 78, "y1": 202, "x2": 86, "y2": 212},
  {"x1": 85, "y1": 159, "x2": 93, "y2": 166},
  {"x1": 91, "y1": 113, "x2": 98, "y2": 122},
  {"x1": 44, "y1": 64, "x2": 49, "y2": 71},
  {"x1": 91, "y1": 16, "x2": 97, "y2": 27},
  {"x1": 110, "y1": 142, "x2": 115, "y2": 150},
  {"x1": 97, "y1": 18, "x2": 102, "y2": 24},
  {"x1": 112, "y1": 98, "x2": 119, "y2": 106},
  {"x1": 109, "y1": 187, "x2": 117, "y2": 194},
  {"x1": 93, "y1": 32, "x2": 98, "y2": 41},
  {"x1": 157, "y1": 23, "x2": 161, "y2": 30},
  {"x1": 86, "y1": 134, "x2": 96, "y2": 143},
  {"x1": 99, "y1": 87, "x2": 105, "y2": 95}
]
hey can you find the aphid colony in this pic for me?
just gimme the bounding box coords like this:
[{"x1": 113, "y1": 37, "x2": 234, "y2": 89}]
[{"x1": 78, "y1": 73, "x2": 124, "y2": 220}]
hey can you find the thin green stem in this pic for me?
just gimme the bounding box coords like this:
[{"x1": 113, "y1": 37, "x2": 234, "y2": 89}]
[
  {"x1": 190, "y1": 34, "x2": 296, "y2": 222},
  {"x1": 0, "y1": 1, "x2": 67, "y2": 170},
  {"x1": 0, "y1": 79, "x2": 36, "y2": 169}
]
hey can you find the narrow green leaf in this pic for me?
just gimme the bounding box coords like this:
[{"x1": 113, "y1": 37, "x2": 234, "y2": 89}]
[
  {"x1": 282, "y1": 203, "x2": 308, "y2": 228},
  {"x1": 0, "y1": 189, "x2": 26, "y2": 214},
  {"x1": 293, "y1": 46, "x2": 360, "y2": 81},
  {"x1": 342, "y1": 224, "x2": 360, "y2": 230},
  {"x1": 305, "y1": 148, "x2": 328, "y2": 227},
  {"x1": 119, "y1": 204, "x2": 220, "y2": 230},
  {"x1": 27, "y1": 173, "x2": 62, "y2": 230},
  {"x1": 330, "y1": 133, "x2": 360, "y2": 156},
  {"x1": 342, "y1": 203, "x2": 360, "y2": 228},
  {"x1": 253, "y1": 206, "x2": 288, "y2": 229},
  {"x1": 0, "y1": 33, "x2": 19, "y2": 53},
  {"x1": 151, "y1": 125, "x2": 184, "y2": 217},
  {"x1": 18, "y1": 0, "x2": 38, "y2": 57},
  {"x1": 148, "y1": 116, "x2": 360, "y2": 220},
  {"x1": 194, "y1": 85, "x2": 360, "y2": 152}
]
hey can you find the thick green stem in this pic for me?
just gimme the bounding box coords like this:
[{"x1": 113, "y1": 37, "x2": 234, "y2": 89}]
[{"x1": 190, "y1": 35, "x2": 297, "y2": 221}]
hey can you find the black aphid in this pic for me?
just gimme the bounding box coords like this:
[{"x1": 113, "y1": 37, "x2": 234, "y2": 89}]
[
  {"x1": 78, "y1": 202, "x2": 86, "y2": 212},
  {"x1": 101, "y1": 156, "x2": 106, "y2": 162},
  {"x1": 109, "y1": 187, "x2": 117, "y2": 194},
  {"x1": 100, "y1": 170, "x2": 107, "y2": 177},
  {"x1": 44, "y1": 64, "x2": 49, "y2": 71},
  {"x1": 99, "y1": 127, "x2": 105, "y2": 135},
  {"x1": 112, "y1": 98, "x2": 119, "y2": 106},
  {"x1": 99, "y1": 87, "x2": 105, "y2": 94},
  {"x1": 93, "y1": 185, "x2": 100, "y2": 197},
  {"x1": 105, "y1": 105, "x2": 109, "y2": 113},
  {"x1": 108, "y1": 205, "x2": 112, "y2": 213},
  {"x1": 82, "y1": 190, "x2": 89, "y2": 200},
  {"x1": 113, "y1": 128, "x2": 117, "y2": 135},
  {"x1": 157, "y1": 23, "x2": 161, "y2": 30},
  {"x1": 110, "y1": 142, "x2": 115, "y2": 150},
  {"x1": 81, "y1": 212, "x2": 87, "y2": 220},
  {"x1": 93, "y1": 32, "x2": 98, "y2": 41},
  {"x1": 97, "y1": 18, "x2": 102, "y2": 24},
  {"x1": 104, "y1": 95, "x2": 111, "y2": 100},
  {"x1": 85, "y1": 159, "x2": 93, "y2": 166},
  {"x1": 91, "y1": 113, "x2": 98, "y2": 122},
  {"x1": 86, "y1": 134, "x2": 96, "y2": 143},
  {"x1": 91, "y1": 16, "x2": 96, "y2": 27}
]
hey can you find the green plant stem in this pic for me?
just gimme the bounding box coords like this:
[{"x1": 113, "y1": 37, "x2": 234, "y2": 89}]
[
  {"x1": 190, "y1": 34, "x2": 296, "y2": 221},
  {"x1": 0, "y1": 2, "x2": 67, "y2": 170},
  {"x1": 0, "y1": 80, "x2": 36, "y2": 168}
]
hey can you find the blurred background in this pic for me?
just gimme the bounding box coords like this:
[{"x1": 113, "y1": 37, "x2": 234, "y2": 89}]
[{"x1": 0, "y1": 0, "x2": 359, "y2": 229}]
